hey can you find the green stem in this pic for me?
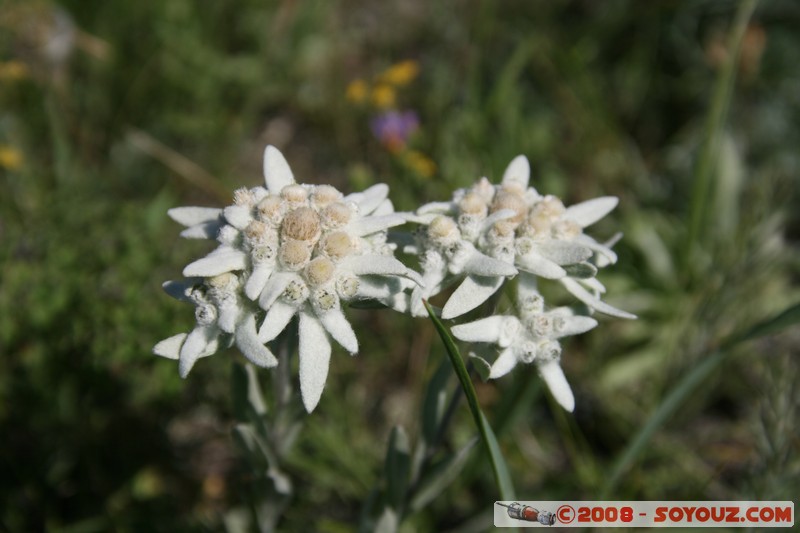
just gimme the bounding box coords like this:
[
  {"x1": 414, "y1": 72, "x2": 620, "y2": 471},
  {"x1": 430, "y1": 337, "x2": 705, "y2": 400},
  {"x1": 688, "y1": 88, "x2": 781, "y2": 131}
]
[{"x1": 424, "y1": 301, "x2": 515, "y2": 500}]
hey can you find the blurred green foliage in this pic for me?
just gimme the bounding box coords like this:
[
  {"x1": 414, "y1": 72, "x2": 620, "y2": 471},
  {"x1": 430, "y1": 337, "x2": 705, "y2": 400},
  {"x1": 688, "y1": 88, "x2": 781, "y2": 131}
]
[{"x1": 1, "y1": 0, "x2": 798, "y2": 531}]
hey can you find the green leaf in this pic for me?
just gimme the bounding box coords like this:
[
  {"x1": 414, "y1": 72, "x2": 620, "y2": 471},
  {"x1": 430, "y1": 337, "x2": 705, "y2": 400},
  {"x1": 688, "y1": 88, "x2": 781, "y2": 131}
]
[
  {"x1": 384, "y1": 426, "x2": 411, "y2": 513},
  {"x1": 231, "y1": 362, "x2": 267, "y2": 425},
  {"x1": 231, "y1": 423, "x2": 270, "y2": 468},
  {"x1": 410, "y1": 438, "x2": 478, "y2": 512},
  {"x1": 421, "y1": 359, "x2": 452, "y2": 444},
  {"x1": 231, "y1": 424, "x2": 292, "y2": 495},
  {"x1": 563, "y1": 262, "x2": 598, "y2": 279},
  {"x1": 424, "y1": 300, "x2": 515, "y2": 500}
]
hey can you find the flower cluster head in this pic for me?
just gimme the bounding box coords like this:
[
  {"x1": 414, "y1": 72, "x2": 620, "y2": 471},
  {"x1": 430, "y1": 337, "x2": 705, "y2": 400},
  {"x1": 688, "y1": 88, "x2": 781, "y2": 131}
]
[
  {"x1": 155, "y1": 146, "x2": 419, "y2": 412},
  {"x1": 155, "y1": 147, "x2": 633, "y2": 414},
  {"x1": 405, "y1": 156, "x2": 635, "y2": 411}
]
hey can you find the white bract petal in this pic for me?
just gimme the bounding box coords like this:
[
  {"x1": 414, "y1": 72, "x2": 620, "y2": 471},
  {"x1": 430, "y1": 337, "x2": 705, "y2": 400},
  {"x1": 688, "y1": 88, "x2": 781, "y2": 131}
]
[
  {"x1": 179, "y1": 325, "x2": 218, "y2": 378},
  {"x1": 537, "y1": 360, "x2": 575, "y2": 412},
  {"x1": 258, "y1": 299, "x2": 298, "y2": 342},
  {"x1": 298, "y1": 312, "x2": 332, "y2": 413},
  {"x1": 441, "y1": 275, "x2": 504, "y2": 319},
  {"x1": 462, "y1": 251, "x2": 517, "y2": 277},
  {"x1": 417, "y1": 201, "x2": 454, "y2": 216},
  {"x1": 564, "y1": 196, "x2": 618, "y2": 228},
  {"x1": 516, "y1": 251, "x2": 567, "y2": 279},
  {"x1": 574, "y1": 234, "x2": 618, "y2": 265},
  {"x1": 354, "y1": 276, "x2": 394, "y2": 300},
  {"x1": 501, "y1": 155, "x2": 530, "y2": 190},
  {"x1": 235, "y1": 313, "x2": 278, "y2": 367},
  {"x1": 489, "y1": 348, "x2": 518, "y2": 379},
  {"x1": 350, "y1": 214, "x2": 406, "y2": 236},
  {"x1": 516, "y1": 272, "x2": 540, "y2": 305},
  {"x1": 451, "y1": 315, "x2": 506, "y2": 344},
  {"x1": 563, "y1": 262, "x2": 598, "y2": 279},
  {"x1": 480, "y1": 208, "x2": 516, "y2": 232},
  {"x1": 350, "y1": 183, "x2": 389, "y2": 214},
  {"x1": 535, "y1": 241, "x2": 593, "y2": 266},
  {"x1": 581, "y1": 276, "x2": 607, "y2": 295},
  {"x1": 553, "y1": 315, "x2": 598, "y2": 337},
  {"x1": 168, "y1": 206, "x2": 222, "y2": 227},
  {"x1": 340, "y1": 255, "x2": 422, "y2": 285},
  {"x1": 318, "y1": 307, "x2": 358, "y2": 354},
  {"x1": 244, "y1": 263, "x2": 273, "y2": 300},
  {"x1": 153, "y1": 333, "x2": 187, "y2": 359},
  {"x1": 263, "y1": 145, "x2": 295, "y2": 193},
  {"x1": 180, "y1": 219, "x2": 224, "y2": 239},
  {"x1": 216, "y1": 300, "x2": 240, "y2": 333},
  {"x1": 223, "y1": 205, "x2": 253, "y2": 230},
  {"x1": 561, "y1": 278, "x2": 636, "y2": 319},
  {"x1": 162, "y1": 279, "x2": 199, "y2": 301},
  {"x1": 183, "y1": 246, "x2": 247, "y2": 277},
  {"x1": 258, "y1": 271, "x2": 298, "y2": 310},
  {"x1": 596, "y1": 232, "x2": 622, "y2": 268},
  {"x1": 372, "y1": 199, "x2": 395, "y2": 216}
]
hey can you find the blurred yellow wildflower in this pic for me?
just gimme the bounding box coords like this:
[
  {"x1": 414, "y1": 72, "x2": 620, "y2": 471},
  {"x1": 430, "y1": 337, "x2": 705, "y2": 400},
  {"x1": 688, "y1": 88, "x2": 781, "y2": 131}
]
[
  {"x1": 370, "y1": 83, "x2": 396, "y2": 109},
  {"x1": 346, "y1": 59, "x2": 419, "y2": 109},
  {"x1": 403, "y1": 150, "x2": 436, "y2": 178},
  {"x1": 345, "y1": 78, "x2": 368, "y2": 104},
  {"x1": 379, "y1": 60, "x2": 419, "y2": 87},
  {"x1": 0, "y1": 60, "x2": 28, "y2": 80},
  {"x1": 0, "y1": 145, "x2": 23, "y2": 170}
]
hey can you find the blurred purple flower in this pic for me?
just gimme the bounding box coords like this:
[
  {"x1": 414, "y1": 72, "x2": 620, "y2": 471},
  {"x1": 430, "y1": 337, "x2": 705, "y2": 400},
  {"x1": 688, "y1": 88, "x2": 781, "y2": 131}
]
[{"x1": 370, "y1": 110, "x2": 419, "y2": 152}]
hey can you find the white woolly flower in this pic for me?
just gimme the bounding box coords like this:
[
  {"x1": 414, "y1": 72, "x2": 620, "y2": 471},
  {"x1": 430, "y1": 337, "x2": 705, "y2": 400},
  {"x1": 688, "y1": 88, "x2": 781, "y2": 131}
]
[
  {"x1": 405, "y1": 214, "x2": 518, "y2": 317},
  {"x1": 451, "y1": 292, "x2": 598, "y2": 412},
  {"x1": 408, "y1": 155, "x2": 634, "y2": 319},
  {"x1": 155, "y1": 145, "x2": 420, "y2": 412},
  {"x1": 153, "y1": 276, "x2": 276, "y2": 377}
]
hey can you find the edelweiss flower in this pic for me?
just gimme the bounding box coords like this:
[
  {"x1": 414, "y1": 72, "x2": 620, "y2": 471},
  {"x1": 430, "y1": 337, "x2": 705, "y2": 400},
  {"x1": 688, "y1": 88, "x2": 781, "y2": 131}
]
[
  {"x1": 155, "y1": 146, "x2": 420, "y2": 412},
  {"x1": 451, "y1": 286, "x2": 598, "y2": 412},
  {"x1": 153, "y1": 275, "x2": 276, "y2": 377},
  {"x1": 405, "y1": 214, "x2": 518, "y2": 317},
  {"x1": 409, "y1": 155, "x2": 634, "y2": 320}
]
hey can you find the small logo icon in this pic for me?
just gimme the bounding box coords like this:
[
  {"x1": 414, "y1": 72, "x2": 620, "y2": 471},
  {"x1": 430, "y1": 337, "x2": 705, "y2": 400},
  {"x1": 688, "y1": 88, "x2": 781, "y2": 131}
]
[
  {"x1": 556, "y1": 504, "x2": 575, "y2": 524},
  {"x1": 496, "y1": 502, "x2": 556, "y2": 525}
]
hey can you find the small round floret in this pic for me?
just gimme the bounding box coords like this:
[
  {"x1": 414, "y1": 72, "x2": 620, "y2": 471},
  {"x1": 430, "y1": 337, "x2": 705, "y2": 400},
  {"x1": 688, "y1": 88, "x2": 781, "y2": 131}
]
[
  {"x1": 281, "y1": 184, "x2": 308, "y2": 205},
  {"x1": 279, "y1": 239, "x2": 312, "y2": 270},
  {"x1": 322, "y1": 231, "x2": 354, "y2": 260},
  {"x1": 321, "y1": 202, "x2": 352, "y2": 228},
  {"x1": 311, "y1": 185, "x2": 342, "y2": 208},
  {"x1": 489, "y1": 190, "x2": 527, "y2": 224},
  {"x1": 305, "y1": 256, "x2": 335, "y2": 286},
  {"x1": 281, "y1": 207, "x2": 321, "y2": 242}
]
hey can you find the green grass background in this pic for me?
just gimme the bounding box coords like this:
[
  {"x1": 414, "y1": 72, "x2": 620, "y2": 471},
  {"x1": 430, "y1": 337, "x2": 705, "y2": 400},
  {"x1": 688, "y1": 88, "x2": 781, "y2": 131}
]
[{"x1": 1, "y1": 0, "x2": 798, "y2": 531}]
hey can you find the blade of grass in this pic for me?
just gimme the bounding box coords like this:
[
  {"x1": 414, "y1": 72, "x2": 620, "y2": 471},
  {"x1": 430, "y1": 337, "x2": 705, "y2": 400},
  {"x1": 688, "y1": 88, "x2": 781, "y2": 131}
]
[
  {"x1": 423, "y1": 300, "x2": 515, "y2": 500},
  {"x1": 726, "y1": 301, "x2": 800, "y2": 347},
  {"x1": 126, "y1": 127, "x2": 230, "y2": 201},
  {"x1": 684, "y1": 0, "x2": 758, "y2": 271},
  {"x1": 602, "y1": 300, "x2": 800, "y2": 496}
]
